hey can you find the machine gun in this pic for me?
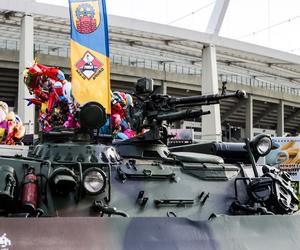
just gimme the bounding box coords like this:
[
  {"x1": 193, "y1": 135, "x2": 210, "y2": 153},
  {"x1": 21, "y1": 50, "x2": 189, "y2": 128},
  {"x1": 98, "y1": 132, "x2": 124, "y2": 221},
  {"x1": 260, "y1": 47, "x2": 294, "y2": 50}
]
[{"x1": 131, "y1": 78, "x2": 246, "y2": 142}]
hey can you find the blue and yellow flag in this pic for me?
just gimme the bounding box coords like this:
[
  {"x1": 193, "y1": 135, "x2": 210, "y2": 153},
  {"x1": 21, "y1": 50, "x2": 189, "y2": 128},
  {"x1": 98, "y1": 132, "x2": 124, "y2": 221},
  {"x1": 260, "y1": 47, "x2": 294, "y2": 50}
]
[{"x1": 68, "y1": 0, "x2": 111, "y2": 113}]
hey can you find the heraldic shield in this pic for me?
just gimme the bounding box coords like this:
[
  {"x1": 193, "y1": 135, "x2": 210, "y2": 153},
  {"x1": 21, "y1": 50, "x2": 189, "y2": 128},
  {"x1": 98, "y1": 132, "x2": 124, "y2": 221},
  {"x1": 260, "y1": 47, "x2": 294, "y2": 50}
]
[{"x1": 71, "y1": 0, "x2": 101, "y2": 34}]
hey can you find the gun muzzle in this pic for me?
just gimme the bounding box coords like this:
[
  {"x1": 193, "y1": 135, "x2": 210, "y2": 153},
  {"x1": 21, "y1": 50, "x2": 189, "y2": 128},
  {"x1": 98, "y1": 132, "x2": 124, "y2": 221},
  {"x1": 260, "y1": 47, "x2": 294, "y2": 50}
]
[{"x1": 235, "y1": 90, "x2": 247, "y2": 98}]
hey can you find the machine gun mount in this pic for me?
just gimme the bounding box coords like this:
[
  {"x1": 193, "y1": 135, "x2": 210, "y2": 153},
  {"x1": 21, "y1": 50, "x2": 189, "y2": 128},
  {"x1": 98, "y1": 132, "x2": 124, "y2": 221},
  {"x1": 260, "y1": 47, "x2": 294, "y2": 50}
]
[{"x1": 131, "y1": 78, "x2": 246, "y2": 142}]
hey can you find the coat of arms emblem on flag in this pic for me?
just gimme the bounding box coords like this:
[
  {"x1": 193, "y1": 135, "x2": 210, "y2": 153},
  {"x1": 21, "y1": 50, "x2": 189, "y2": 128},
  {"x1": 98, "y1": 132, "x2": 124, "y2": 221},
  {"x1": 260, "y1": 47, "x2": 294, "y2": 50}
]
[{"x1": 71, "y1": 1, "x2": 100, "y2": 34}]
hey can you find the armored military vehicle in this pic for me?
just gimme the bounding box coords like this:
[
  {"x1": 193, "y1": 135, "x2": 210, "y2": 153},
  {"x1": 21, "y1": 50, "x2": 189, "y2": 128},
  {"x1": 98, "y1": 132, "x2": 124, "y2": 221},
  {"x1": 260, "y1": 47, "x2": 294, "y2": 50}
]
[{"x1": 0, "y1": 78, "x2": 298, "y2": 249}]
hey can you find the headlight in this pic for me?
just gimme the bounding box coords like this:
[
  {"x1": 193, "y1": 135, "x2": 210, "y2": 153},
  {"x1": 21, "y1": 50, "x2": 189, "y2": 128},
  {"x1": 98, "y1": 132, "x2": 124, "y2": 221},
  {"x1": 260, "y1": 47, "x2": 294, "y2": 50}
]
[
  {"x1": 83, "y1": 168, "x2": 106, "y2": 195},
  {"x1": 252, "y1": 134, "x2": 272, "y2": 156},
  {"x1": 49, "y1": 167, "x2": 78, "y2": 195}
]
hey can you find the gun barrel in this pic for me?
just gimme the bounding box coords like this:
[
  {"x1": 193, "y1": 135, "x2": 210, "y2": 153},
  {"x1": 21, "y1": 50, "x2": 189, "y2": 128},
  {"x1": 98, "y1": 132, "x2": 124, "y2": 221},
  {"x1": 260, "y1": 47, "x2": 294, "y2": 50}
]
[
  {"x1": 156, "y1": 109, "x2": 210, "y2": 122},
  {"x1": 170, "y1": 90, "x2": 246, "y2": 105}
]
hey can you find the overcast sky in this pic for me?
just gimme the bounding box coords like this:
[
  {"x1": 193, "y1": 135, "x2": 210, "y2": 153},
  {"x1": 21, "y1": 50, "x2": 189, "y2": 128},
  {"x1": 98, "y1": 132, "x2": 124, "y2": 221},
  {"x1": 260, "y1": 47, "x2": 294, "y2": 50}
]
[{"x1": 36, "y1": 0, "x2": 300, "y2": 55}]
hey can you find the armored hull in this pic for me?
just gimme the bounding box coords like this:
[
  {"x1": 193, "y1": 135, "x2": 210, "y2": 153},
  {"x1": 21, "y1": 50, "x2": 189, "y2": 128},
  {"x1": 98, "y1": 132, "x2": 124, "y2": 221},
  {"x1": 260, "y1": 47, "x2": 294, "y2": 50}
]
[{"x1": 0, "y1": 132, "x2": 297, "y2": 249}]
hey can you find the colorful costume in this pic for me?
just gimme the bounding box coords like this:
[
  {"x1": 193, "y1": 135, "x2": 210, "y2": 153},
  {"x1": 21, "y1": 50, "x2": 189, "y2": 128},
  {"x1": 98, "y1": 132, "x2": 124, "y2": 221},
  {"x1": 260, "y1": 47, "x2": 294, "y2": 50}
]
[
  {"x1": 0, "y1": 101, "x2": 25, "y2": 145},
  {"x1": 24, "y1": 63, "x2": 79, "y2": 132},
  {"x1": 108, "y1": 91, "x2": 136, "y2": 139},
  {"x1": 5, "y1": 112, "x2": 26, "y2": 145}
]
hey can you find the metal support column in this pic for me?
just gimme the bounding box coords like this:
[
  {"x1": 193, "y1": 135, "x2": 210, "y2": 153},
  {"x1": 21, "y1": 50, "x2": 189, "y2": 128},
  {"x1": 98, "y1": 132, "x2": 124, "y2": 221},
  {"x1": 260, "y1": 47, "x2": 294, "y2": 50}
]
[
  {"x1": 18, "y1": 14, "x2": 34, "y2": 134},
  {"x1": 277, "y1": 100, "x2": 284, "y2": 136},
  {"x1": 161, "y1": 80, "x2": 167, "y2": 95},
  {"x1": 161, "y1": 62, "x2": 169, "y2": 95},
  {"x1": 201, "y1": 44, "x2": 222, "y2": 142},
  {"x1": 206, "y1": 0, "x2": 230, "y2": 35},
  {"x1": 245, "y1": 95, "x2": 253, "y2": 140}
]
